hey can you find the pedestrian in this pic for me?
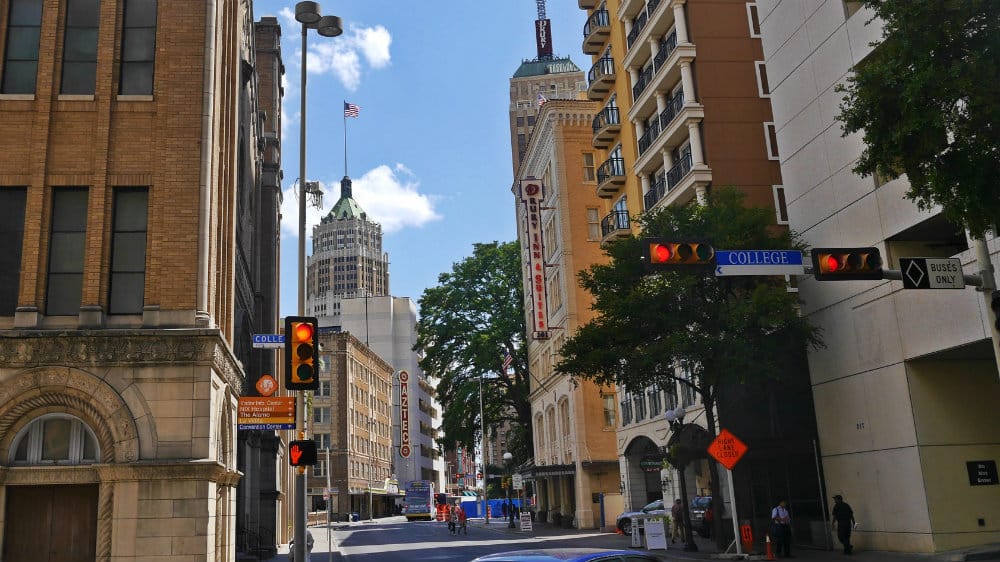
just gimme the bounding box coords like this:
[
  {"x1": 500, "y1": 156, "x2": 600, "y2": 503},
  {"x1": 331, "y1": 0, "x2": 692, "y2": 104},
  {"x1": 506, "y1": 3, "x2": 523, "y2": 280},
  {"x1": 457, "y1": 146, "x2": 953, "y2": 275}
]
[
  {"x1": 771, "y1": 499, "x2": 793, "y2": 558},
  {"x1": 501, "y1": 501, "x2": 508, "y2": 519},
  {"x1": 670, "y1": 499, "x2": 684, "y2": 544},
  {"x1": 457, "y1": 504, "x2": 468, "y2": 535},
  {"x1": 831, "y1": 495, "x2": 856, "y2": 554}
]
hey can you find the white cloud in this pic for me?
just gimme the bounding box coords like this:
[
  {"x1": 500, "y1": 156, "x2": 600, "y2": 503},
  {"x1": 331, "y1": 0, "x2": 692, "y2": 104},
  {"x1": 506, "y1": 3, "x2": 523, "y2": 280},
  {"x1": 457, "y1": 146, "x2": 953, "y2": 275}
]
[
  {"x1": 280, "y1": 165, "x2": 440, "y2": 244},
  {"x1": 353, "y1": 26, "x2": 392, "y2": 68},
  {"x1": 306, "y1": 25, "x2": 392, "y2": 91}
]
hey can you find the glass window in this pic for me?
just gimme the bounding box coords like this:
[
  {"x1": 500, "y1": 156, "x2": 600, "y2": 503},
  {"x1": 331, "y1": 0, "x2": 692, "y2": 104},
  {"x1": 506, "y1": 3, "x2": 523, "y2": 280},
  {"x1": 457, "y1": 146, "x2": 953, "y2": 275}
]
[
  {"x1": 47, "y1": 188, "x2": 88, "y2": 315},
  {"x1": 583, "y1": 153, "x2": 596, "y2": 182},
  {"x1": 61, "y1": 0, "x2": 100, "y2": 94},
  {"x1": 602, "y1": 393, "x2": 616, "y2": 428},
  {"x1": 586, "y1": 207, "x2": 600, "y2": 240},
  {"x1": 109, "y1": 188, "x2": 148, "y2": 314},
  {"x1": 0, "y1": 188, "x2": 27, "y2": 316},
  {"x1": 119, "y1": 0, "x2": 157, "y2": 95},
  {"x1": 8, "y1": 414, "x2": 100, "y2": 465},
  {"x1": 2, "y1": 0, "x2": 43, "y2": 94}
]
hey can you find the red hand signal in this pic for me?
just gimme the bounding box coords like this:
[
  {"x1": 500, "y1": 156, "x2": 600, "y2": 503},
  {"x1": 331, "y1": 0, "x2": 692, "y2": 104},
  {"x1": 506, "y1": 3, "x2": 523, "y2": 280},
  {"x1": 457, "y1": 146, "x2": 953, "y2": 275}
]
[{"x1": 290, "y1": 444, "x2": 302, "y2": 464}]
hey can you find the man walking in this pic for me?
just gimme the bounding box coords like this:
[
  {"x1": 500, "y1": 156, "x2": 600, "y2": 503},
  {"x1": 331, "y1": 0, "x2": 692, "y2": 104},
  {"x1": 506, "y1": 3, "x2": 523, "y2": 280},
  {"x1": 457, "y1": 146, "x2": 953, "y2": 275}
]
[
  {"x1": 832, "y1": 495, "x2": 856, "y2": 554},
  {"x1": 771, "y1": 499, "x2": 792, "y2": 558},
  {"x1": 670, "y1": 499, "x2": 685, "y2": 544}
]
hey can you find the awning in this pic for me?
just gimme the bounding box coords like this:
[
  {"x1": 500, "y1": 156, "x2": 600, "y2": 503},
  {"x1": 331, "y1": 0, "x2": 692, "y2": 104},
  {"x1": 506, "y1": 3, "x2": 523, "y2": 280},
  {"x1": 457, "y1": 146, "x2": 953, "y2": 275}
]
[{"x1": 530, "y1": 464, "x2": 576, "y2": 478}]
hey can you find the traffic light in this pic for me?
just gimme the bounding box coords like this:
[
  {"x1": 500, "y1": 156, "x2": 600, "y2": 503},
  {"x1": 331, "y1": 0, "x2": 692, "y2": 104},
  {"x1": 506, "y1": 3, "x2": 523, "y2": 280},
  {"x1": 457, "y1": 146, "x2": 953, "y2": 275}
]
[
  {"x1": 643, "y1": 238, "x2": 715, "y2": 270},
  {"x1": 285, "y1": 316, "x2": 319, "y2": 390},
  {"x1": 288, "y1": 439, "x2": 318, "y2": 466},
  {"x1": 990, "y1": 292, "x2": 1000, "y2": 331},
  {"x1": 811, "y1": 247, "x2": 883, "y2": 281}
]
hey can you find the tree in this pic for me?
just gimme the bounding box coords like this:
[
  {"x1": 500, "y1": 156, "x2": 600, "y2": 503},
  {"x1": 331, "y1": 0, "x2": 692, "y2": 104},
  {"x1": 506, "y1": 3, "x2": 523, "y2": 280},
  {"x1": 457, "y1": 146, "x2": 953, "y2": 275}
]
[
  {"x1": 555, "y1": 188, "x2": 822, "y2": 541},
  {"x1": 837, "y1": 0, "x2": 1000, "y2": 237},
  {"x1": 415, "y1": 241, "x2": 532, "y2": 461}
]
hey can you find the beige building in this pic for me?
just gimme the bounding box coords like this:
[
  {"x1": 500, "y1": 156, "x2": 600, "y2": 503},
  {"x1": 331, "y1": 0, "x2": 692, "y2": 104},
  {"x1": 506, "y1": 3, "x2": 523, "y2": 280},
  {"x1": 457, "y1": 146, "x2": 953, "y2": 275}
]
[
  {"x1": 0, "y1": 1, "x2": 274, "y2": 560},
  {"x1": 757, "y1": 0, "x2": 1000, "y2": 552},
  {"x1": 309, "y1": 332, "x2": 395, "y2": 520},
  {"x1": 513, "y1": 99, "x2": 622, "y2": 530}
]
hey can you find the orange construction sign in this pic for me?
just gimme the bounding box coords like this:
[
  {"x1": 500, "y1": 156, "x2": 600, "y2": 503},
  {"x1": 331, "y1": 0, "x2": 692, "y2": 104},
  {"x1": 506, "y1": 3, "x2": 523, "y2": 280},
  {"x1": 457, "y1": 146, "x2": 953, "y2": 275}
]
[{"x1": 707, "y1": 428, "x2": 749, "y2": 470}]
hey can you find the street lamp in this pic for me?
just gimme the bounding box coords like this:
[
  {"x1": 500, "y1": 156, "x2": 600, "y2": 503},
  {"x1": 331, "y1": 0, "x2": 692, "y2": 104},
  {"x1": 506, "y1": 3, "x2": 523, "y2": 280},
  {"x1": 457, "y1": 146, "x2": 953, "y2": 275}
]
[
  {"x1": 664, "y1": 406, "x2": 698, "y2": 552},
  {"x1": 293, "y1": 3, "x2": 341, "y2": 562},
  {"x1": 503, "y1": 451, "x2": 516, "y2": 528}
]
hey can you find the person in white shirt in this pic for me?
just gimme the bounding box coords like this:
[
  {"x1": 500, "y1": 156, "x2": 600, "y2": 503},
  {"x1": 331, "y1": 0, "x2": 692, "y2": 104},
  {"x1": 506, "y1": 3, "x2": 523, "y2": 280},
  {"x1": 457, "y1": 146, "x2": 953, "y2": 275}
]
[{"x1": 770, "y1": 499, "x2": 793, "y2": 558}]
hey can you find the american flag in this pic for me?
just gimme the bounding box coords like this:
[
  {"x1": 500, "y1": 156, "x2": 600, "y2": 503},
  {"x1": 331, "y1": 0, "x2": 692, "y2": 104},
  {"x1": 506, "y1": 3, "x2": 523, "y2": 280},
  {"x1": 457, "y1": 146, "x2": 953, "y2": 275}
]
[
  {"x1": 537, "y1": 92, "x2": 548, "y2": 107},
  {"x1": 344, "y1": 101, "x2": 360, "y2": 118},
  {"x1": 502, "y1": 351, "x2": 513, "y2": 371}
]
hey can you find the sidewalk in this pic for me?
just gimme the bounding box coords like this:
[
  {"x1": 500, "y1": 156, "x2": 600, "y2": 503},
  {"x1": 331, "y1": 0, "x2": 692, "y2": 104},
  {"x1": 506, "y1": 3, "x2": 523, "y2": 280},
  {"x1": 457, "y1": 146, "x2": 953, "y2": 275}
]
[{"x1": 471, "y1": 518, "x2": 1000, "y2": 562}]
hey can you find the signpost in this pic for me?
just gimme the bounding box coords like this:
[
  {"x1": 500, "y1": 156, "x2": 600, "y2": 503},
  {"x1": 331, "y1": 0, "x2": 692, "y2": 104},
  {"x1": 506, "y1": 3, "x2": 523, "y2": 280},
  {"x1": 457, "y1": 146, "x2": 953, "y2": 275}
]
[
  {"x1": 900, "y1": 257, "x2": 965, "y2": 289},
  {"x1": 714, "y1": 250, "x2": 805, "y2": 277},
  {"x1": 707, "y1": 429, "x2": 749, "y2": 556},
  {"x1": 237, "y1": 396, "x2": 295, "y2": 430},
  {"x1": 252, "y1": 333, "x2": 285, "y2": 349}
]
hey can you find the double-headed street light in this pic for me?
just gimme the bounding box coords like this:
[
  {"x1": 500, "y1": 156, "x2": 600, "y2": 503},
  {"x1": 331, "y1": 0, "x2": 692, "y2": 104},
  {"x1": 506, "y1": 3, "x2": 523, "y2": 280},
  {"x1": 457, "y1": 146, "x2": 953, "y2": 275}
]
[
  {"x1": 664, "y1": 406, "x2": 698, "y2": 552},
  {"x1": 503, "y1": 451, "x2": 516, "y2": 528},
  {"x1": 293, "y1": 4, "x2": 341, "y2": 562}
]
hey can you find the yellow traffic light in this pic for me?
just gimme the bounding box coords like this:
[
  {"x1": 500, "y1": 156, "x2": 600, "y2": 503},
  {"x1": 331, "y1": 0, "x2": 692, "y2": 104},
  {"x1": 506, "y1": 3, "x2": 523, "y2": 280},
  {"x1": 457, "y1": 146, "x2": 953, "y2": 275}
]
[
  {"x1": 811, "y1": 247, "x2": 883, "y2": 281},
  {"x1": 285, "y1": 316, "x2": 319, "y2": 390},
  {"x1": 643, "y1": 238, "x2": 715, "y2": 270}
]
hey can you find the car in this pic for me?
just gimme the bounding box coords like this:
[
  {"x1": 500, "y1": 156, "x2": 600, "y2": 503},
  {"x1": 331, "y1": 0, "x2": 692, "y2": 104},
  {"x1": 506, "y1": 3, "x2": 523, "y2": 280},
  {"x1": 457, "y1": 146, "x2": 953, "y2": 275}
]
[
  {"x1": 469, "y1": 548, "x2": 662, "y2": 562},
  {"x1": 614, "y1": 499, "x2": 665, "y2": 536},
  {"x1": 689, "y1": 496, "x2": 713, "y2": 536}
]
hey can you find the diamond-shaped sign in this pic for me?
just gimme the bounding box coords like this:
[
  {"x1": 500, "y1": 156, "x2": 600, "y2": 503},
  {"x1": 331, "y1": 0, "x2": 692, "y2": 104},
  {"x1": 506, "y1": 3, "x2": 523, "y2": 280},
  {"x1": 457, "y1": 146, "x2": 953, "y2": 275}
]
[{"x1": 707, "y1": 428, "x2": 749, "y2": 470}]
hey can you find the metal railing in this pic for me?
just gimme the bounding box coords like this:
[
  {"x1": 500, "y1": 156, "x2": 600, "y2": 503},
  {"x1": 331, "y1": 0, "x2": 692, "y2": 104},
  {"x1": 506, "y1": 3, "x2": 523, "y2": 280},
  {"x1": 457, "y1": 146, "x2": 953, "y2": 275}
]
[
  {"x1": 588, "y1": 57, "x2": 615, "y2": 86},
  {"x1": 601, "y1": 210, "x2": 631, "y2": 237},
  {"x1": 659, "y1": 89, "x2": 685, "y2": 131},
  {"x1": 653, "y1": 31, "x2": 678, "y2": 71},
  {"x1": 626, "y1": 9, "x2": 649, "y2": 48},
  {"x1": 637, "y1": 118, "x2": 661, "y2": 155},
  {"x1": 644, "y1": 175, "x2": 667, "y2": 210},
  {"x1": 666, "y1": 152, "x2": 694, "y2": 189},
  {"x1": 583, "y1": 9, "x2": 610, "y2": 37},
  {"x1": 597, "y1": 156, "x2": 626, "y2": 185},
  {"x1": 632, "y1": 63, "x2": 655, "y2": 101},
  {"x1": 592, "y1": 105, "x2": 621, "y2": 135}
]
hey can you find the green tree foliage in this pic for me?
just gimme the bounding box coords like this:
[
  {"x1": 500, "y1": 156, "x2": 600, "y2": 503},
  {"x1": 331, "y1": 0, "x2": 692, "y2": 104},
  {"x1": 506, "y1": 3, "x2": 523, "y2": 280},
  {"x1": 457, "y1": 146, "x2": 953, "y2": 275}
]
[
  {"x1": 837, "y1": 0, "x2": 1000, "y2": 237},
  {"x1": 415, "y1": 241, "x2": 531, "y2": 460},
  {"x1": 555, "y1": 187, "x2": 822, "y2": 540}
]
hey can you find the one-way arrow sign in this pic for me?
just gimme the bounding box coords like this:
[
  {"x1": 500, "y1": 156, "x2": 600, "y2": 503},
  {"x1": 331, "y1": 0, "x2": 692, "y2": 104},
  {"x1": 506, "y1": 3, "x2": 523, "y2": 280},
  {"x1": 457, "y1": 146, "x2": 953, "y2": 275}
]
[{"x1": 900, "y1": 257, "x2": 964, "y2": 289}]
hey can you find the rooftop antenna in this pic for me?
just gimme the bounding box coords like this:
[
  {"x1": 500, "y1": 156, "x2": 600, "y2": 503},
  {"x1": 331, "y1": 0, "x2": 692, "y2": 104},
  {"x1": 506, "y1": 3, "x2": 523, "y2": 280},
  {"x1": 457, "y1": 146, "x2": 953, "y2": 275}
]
[
  {"x1": 305, "y1": 180, "x2": 323, "y2": 210},
  {"x1": 534, "y1": 0, "x2": 553, "y2": 59}
]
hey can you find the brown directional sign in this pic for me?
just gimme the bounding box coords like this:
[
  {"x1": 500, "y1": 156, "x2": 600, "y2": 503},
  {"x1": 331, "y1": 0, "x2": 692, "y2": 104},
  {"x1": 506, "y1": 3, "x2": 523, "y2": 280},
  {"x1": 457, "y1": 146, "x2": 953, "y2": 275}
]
[
  {"x1": 707, "y1": 428, "x2": 748, "y2": 470},
  {"x1": 237, "y1": 396, "x2": 295, "y2": 430}
]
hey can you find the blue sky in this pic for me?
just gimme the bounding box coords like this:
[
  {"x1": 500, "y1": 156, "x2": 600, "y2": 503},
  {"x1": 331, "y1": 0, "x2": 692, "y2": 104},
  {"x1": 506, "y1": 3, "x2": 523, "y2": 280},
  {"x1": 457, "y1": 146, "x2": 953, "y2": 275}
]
[{"x1": 261, "y1": 1, "x2": 588, "y2": 318}]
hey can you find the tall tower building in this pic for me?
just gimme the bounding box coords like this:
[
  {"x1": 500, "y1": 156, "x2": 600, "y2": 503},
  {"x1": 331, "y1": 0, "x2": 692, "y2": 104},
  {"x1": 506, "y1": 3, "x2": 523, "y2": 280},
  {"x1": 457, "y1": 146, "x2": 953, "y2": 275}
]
[
  {"x1": 307, "y1": 176, "x2": 390, "y2": 327},
  {"x1": 508, "y1": 4, "x2": 587, "y2": 176}
]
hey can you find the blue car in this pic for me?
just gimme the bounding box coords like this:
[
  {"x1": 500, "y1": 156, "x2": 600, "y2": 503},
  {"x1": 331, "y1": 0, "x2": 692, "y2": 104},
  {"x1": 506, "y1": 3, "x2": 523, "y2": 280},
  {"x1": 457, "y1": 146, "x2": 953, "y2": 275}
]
[{"x1": 470, "y1": 548, "x2": 661, "y2": 562}]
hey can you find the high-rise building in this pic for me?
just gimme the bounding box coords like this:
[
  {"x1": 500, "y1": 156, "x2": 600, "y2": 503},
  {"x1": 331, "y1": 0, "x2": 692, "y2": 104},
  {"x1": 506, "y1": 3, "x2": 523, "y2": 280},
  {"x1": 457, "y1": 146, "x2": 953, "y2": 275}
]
[
  {"x1": 307, "y1": 176, "x2": 390, "y2": 325},
  {"x1": 757, "y1": 1, "x2": 1000, "y2": 552},
  {"x1": 0, "y1": 2, "x2": 275, "y2": 560}
]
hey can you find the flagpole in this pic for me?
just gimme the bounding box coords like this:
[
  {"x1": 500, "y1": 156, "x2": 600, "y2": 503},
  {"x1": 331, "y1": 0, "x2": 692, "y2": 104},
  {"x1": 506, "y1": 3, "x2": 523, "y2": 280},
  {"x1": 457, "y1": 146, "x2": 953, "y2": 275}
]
[{"x1": 343, "y1": 100, "x2": 348, "y2": 176}]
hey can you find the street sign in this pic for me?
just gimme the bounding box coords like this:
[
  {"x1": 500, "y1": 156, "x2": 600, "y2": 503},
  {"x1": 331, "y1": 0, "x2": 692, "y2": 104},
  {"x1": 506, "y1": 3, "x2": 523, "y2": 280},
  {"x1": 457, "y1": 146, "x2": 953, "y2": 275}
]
[
  {"x1": 512, "y1": 474, "x2": 523, "y2": 490},
  {"x1": 714, "y1": 250, "x2": 804, "y2": 277},
  {"x1": 252, "y1": 333, "x2": 285, "y2": 349},
  {"x1": 255, "y1": 374, "x2": 278, "y2": 397},
  {"x1": 900, "y1": 257, "x2": 965, "y2": 289},
  {"x1": 707, "y1": 428, "x2": 749, "y2": 470},
  {"x1": 237, "y1": 396, "x2": 295, "y2": 430}
]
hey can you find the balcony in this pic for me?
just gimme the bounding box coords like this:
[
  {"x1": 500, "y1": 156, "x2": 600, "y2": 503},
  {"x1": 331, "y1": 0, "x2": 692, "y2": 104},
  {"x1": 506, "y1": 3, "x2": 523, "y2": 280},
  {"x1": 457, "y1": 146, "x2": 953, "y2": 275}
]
[
  {"x1": 579, "y1": 0, "x2": 597, "y2": 9},
  {"x1": 643, "y1": 153, "x2": 713, "y2": 211},
  {"x1": 600, "y1": 209, "x2": 631, "y2": 243},
  {"x1": 632, "y1": 63, "x2": 654, "y2": 102},
  {"x1": 637, "y1": 116, "x2": 661, "y2": 155},
  {"x1": 643, "y1": 175, "x2": 667, "y2": 210},
  {"x1": 596, "y1": 156, "x2": 626, "y2": 198},
  {"x1": 626, "y1": 9, "x2": 649, "y2": 49},
  {"x1": 637, "y1": 90, "x2": 683, "y2": 157},
  {"x1": 587, "y1": 57, "x2": 615, "y2": 100},
  {"x1": 583, "y1": 10, "x2": 611, "y2": 55},
  {"x1": 592, "y1": 105, "x2": 621, "y2": 148}
]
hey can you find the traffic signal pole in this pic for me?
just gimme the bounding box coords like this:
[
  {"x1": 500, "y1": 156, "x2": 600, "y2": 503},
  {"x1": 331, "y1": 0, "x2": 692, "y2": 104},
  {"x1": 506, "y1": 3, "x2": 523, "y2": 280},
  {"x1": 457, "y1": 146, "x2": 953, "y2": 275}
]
[{"x1": 972, "y1": 236, "x2": 1000, "y2": 384}]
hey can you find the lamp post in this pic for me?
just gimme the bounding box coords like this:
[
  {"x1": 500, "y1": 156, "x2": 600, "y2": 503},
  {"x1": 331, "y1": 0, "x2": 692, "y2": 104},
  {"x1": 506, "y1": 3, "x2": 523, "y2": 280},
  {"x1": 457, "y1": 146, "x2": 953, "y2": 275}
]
[
  {"x1": 503, "y1": 451, "x2": 516, "y2": 528},
  {"x1": 664, "y1": 406, "x2": 698, "y2": 552},
  {"x1": 294, "y1": 3, "x2": 341, "y2": 562}
]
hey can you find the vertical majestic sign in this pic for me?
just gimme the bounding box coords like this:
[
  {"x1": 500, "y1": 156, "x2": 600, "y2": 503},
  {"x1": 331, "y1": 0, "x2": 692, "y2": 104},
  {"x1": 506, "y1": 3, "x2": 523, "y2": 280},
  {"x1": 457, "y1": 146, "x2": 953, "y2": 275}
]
[
  {"x1": 399, "y1": 370, "x2": 411, "y2": 458},
  {"x1": 518, "y1": 179, "x2": 550, "y2": 340},
  {"x1": 535, "y1": 19, "x2": 553, "y2": 58}
]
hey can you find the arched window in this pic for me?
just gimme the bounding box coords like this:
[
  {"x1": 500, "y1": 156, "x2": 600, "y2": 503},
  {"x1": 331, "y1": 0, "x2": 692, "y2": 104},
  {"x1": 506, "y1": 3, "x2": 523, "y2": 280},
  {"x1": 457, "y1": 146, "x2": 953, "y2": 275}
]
[{"x1": 8, "y1": 414, "x2": 99, "y2": 465}]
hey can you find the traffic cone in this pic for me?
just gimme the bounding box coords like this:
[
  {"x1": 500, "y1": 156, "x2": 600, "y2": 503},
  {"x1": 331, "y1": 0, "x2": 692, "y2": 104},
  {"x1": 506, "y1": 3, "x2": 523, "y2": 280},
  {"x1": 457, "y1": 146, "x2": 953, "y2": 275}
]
[
  {"x1": 765, "y1": 533, "x2": 775, "y2": 560},
  {"x1": 615, "y1": 527, "x2": 624, "y2": 535}
]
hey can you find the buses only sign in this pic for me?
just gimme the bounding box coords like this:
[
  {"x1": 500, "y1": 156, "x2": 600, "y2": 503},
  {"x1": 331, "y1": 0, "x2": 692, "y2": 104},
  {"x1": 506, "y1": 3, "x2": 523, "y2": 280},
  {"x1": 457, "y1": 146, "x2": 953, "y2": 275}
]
[{"x1": 707, "y1": 428, "x2": 748, "y2": 470}]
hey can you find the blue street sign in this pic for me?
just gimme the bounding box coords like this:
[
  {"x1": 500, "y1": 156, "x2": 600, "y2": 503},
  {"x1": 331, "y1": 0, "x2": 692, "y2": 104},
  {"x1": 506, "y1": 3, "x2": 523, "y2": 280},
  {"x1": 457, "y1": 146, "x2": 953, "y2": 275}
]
[
  {"x1": 715, "y1": 250, "x2": 805, "y2": 277},
  {"x1": 252, "y1": 334, "x2": 285, "y2": 349}
]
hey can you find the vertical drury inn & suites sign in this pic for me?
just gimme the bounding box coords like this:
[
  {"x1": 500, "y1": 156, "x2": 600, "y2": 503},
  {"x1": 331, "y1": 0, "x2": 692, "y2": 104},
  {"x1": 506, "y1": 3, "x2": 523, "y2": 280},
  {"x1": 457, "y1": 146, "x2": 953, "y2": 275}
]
[
  {"x1": 399, "y1": 370, "x2": 411, "y2": 458},
  {"x1": 518, "y1": 178, "x2": 550, "y2": 340}
]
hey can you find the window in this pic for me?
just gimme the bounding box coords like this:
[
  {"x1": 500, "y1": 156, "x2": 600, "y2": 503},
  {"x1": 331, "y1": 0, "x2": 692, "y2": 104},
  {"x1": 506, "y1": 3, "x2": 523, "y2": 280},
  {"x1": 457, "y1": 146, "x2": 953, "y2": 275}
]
[
  {"x1": 61, "y1": 0, "x2": 100, "y2": 94},
  {"x1": 2, "y1": 0, "x2": 43, "y2": 94},
  {"x1": 119, "y1": 0, "x2": 157, "y2": 95},
  {"x1": 314, "y1": 407, "x2": 331, "y2": 424},
  {"x1": 516, "y1": 116, "x2": 525, "y2": 127},
  {"x1": 527, "y1": 115, "x2": 536, "y2": 126},
  {"x1": 663, "y1": 382, "x2": 678, "y2": 411},
  {"x1": 317, "y1": 380, "x2": 331, "y2": 396},
  {"x1": 755, "y1": 62, "x2": 770, "y2": 97},
  {"x1": 316, "y1": 433, "x2": 330, "y2": 450},
  {"x1": 648, "y1": 388, "x2": 662, "y2": 417},
  {"x1": 620, "y1": 398, "x2": 633, "y2": 426},
  {"x1": 313, "y1": 459, "x2": 326, "y2": 477},
  {"x1": 0, "y1": 188, "x2": 26, "y2": 316},
  {"x1": 9, "y1": 414, "x2": 99, "y2": 465},
  {"x1": 633, "y1": 393, "x2": 646, "y2": 422},
  {"x1": 47, "y1": 188, "x2": 88, "y2": 315},
  {"x1": 764, "y1": 122, "x2": 779, "y2": 160},
  {"x1": 601, "y1": 393, "x2": 616, "y2": 428},
  {"x1": 747, "y1": 3, "x2": 761, "y2": 37},
  {"x1": 583, "y1": 153, "x2": 596, "y2": 182},
  {"x1": 109, "y1": 188, "x2": 147, "y2": 314},
  {"x1": 773, "y1": 185, "x2": 789, "y2": 224},
  {"x1": 586, "y1": 207, "x2": 600, "y2": 240}
]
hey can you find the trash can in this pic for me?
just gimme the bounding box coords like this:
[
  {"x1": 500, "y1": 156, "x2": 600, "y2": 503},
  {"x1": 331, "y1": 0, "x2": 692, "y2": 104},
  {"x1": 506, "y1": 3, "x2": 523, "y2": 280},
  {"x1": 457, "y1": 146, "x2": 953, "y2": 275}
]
[{"x1": 351, "y1": 512, "x2": 360, "y2": 522}]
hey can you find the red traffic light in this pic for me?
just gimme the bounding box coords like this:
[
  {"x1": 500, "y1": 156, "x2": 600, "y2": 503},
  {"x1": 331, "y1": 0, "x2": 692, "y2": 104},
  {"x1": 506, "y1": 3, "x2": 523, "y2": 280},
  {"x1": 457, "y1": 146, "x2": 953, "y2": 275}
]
[
  {"x1": 293, "y1": 322, "x2": 314, "y2": 342},
  {"x1": 812, "y1": 247, "x2": 883, "y2": 280},
  {"x1": 285, "y1": 316, "x2": 320, "y2": 390},
  {"x1": 644, "y1": 238, "x2": 715, "y2": 270}
]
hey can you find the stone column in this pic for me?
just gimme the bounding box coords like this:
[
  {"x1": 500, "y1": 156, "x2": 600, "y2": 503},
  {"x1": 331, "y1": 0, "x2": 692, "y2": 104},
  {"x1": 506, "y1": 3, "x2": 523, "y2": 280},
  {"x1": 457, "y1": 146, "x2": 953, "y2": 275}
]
[
  {"x1": 688, "y1": 121, "x2": 705, "y2": 166},
  {"x1": 673, "y1": 2, "x2": 690, "y2": 44},
  {"x1": 680, "y1": 61, "x2": 696, "y2": 103}
]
